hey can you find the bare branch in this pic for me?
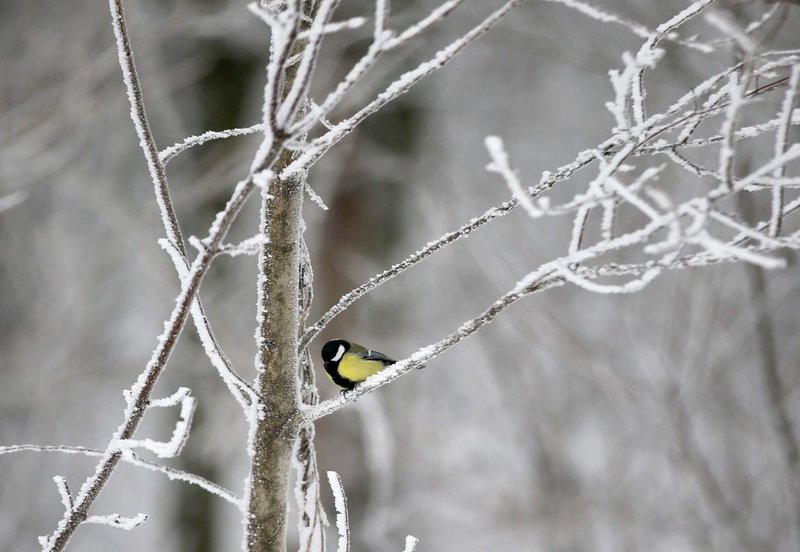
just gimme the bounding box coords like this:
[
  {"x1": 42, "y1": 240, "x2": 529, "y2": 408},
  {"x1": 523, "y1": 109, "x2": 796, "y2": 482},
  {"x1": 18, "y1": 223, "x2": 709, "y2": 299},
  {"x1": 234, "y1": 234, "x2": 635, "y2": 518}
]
[{"x1": 542, "y1": 0, "x2": 714, "y2": 53}]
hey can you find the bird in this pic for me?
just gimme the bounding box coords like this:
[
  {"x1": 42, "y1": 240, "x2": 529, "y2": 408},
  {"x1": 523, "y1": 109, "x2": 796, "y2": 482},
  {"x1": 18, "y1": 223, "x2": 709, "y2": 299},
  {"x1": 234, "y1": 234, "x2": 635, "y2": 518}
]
[{"x1": 321, "y1": 339, "x2": 397, "y2": 390}]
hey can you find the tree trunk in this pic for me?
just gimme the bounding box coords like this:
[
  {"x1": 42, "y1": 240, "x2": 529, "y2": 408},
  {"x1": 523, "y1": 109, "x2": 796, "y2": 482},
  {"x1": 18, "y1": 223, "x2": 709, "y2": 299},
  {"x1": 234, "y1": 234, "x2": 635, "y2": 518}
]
[{"x1": 245, "y1": 154, "x2": 304, "y2": 552}]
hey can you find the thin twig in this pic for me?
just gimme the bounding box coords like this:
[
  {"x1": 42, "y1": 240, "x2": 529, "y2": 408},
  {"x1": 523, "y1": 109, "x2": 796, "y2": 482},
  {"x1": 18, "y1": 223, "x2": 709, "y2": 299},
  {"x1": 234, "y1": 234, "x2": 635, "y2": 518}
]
[
  {"x1": 327, "y1": 471, "x2": 351, "y2": 552},
  {"x1": 281, "y1": 0, "x2": 525, "y2": 178},
  {"x1": 159, "y1": 124, "x2": 264, "y2": 164},
  {"x1": 769, "y1": 64, "x2": 800, "y2": 236},
  {"x1": 0, "y1": 444, "x2": 242, "y2": 508},
  {"x1": 631, "y1": 0, "x2": 717, "y2": 126}
]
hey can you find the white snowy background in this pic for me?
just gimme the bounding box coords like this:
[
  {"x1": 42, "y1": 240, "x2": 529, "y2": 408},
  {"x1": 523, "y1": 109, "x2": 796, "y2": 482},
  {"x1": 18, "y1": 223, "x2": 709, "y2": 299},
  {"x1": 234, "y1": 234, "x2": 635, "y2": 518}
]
[{"x1": 2, "y1": 1, "x2": 800, "y2": 551}]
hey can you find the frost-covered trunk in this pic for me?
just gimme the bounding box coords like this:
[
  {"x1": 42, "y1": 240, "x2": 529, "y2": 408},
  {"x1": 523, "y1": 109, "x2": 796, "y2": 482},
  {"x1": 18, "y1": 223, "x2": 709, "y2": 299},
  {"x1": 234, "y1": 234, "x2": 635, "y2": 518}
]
[{"x1": 246, "y1": 155, "x2": 304, "y2": 552}]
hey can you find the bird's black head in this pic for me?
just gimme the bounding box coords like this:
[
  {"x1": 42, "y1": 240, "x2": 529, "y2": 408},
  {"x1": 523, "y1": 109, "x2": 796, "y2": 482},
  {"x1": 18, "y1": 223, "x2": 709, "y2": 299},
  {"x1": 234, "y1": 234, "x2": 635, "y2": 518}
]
[{"x1": 321, "y1": 339, "x2": 350, "y2": 363}]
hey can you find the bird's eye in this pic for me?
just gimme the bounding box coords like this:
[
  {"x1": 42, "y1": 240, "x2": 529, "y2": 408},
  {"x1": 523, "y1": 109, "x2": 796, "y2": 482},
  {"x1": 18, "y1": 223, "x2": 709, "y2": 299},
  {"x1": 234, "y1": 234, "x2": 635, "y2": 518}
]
[{"x1": 332, "y1": 345, "x2": 345, "y2": 362}]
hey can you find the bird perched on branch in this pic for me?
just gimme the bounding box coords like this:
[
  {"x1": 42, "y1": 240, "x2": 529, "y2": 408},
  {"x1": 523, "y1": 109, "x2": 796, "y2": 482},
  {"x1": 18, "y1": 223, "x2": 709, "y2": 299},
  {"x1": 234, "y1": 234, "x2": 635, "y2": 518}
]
[{"x1": 321, "y1": 339, "x2": 397, "y2": 390}]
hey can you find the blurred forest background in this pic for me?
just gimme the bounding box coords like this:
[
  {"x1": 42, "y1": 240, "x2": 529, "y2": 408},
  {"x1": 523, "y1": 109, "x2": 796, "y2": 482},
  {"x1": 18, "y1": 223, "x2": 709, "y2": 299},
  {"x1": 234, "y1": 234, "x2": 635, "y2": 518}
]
[{"x1": 2, "y1": 0, "x2": 800, "y2": 550}]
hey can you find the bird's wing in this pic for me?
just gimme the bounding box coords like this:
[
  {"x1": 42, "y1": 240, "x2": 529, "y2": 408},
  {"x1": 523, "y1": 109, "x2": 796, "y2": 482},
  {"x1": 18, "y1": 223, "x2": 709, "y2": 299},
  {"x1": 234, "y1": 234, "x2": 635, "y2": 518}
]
[{"x1": 362, "y1": 349, "x2": 397, "y2": 365}]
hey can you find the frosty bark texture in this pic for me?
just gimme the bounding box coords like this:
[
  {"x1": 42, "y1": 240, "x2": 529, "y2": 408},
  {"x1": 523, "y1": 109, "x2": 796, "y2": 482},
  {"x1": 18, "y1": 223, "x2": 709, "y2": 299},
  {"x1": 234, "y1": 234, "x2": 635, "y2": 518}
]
[{"x1": 246, "y1": 160, "x2": 304, "y2": 552}]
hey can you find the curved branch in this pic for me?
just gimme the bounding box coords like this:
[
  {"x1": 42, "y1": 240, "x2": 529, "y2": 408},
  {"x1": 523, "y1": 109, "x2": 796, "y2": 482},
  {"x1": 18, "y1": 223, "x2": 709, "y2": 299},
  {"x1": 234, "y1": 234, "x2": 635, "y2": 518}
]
[
  {"x1": 302, "y1": 274, "x2": 562, "y2": 422},
  {"x1": 159, "y1": 124, "x2": 264, "y2": 164}
]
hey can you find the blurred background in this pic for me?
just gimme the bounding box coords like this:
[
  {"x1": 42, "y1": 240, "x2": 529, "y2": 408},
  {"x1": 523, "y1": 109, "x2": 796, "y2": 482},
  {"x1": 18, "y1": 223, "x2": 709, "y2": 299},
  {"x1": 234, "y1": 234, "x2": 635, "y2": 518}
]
[{"x1": 2, "y1": 0, "x2": 800, "y2": 550}]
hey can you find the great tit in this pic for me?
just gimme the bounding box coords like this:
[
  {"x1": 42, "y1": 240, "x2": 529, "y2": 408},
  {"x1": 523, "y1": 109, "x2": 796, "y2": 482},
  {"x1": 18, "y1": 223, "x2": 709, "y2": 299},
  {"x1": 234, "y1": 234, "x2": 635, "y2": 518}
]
[{"x1": 321, "y1": 339, "x2": 397, "y2": 390}]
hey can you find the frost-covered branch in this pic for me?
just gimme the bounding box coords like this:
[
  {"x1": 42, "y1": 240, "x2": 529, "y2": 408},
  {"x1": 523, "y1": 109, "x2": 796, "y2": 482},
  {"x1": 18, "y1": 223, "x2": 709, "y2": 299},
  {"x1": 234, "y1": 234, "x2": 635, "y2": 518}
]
[
  {"x1": 83, "y1": 513, "x2": 148, "y2": 530},
  {"x1": 327, "y1": 471, "x2": 351, "y2": 552},
  {"x1": 159, "y1": 124, "x2": 264, "y2": 164},
  {"x1": 40, "y1": 513, "x2": 148, "y2": 546},
  {"x1": 0, "y1": 444, "x2": 242, "y2": 508},
  {"x1": 485, "y1": 136, "x2": 544, "y2": 218},
  {"x1": 303, "y1": 1, "x2": 800, "y2": 422},
  {"x1": 302, "y1": 10, "x2": 799, "y2": 358},
  {"x1": 382, "y1": 0, "x2": 464, "y2": 50},
  {"x1": 281, "y1": 0, "x2": 525, "y2": 178},
  {"x1": 116, "y1": 387, "x2": 197, "y2": 459},
  {"x1": 276, "y1": 0, "x2": 341, "y2": 129},
  {"x1": 294, "y1": 237, "x2": 327, "y2": 552},
  {"x1": 326, "y1": 471, "x2": 419, "y2": 552},
  {"x1": 299, "y1": 134, "x2": 615, "y2": 352},
  {"x1": 109, "y1": 0, "x2": 259, "y2": 411},
  {"x1": 303, "y1": 274, "x2": 561, "y2": 422},
  {"x1": 52, "y1": 477, "x2": 73, "y2": 512},
  {"x1": 39, "y1": 169, "x2": 257, "y2": 552},
  {"x1": 299, "y1": 197, "x2": 519, "y2": 351},
  {"x1": 244, "y1": 3, "x2": 325, "y2": 551},
  {"x1": 299, "y1": 17, "x2": 366, "y2": 39},
  {"x1": 41, "y1": 0, "x2": 301, "y2": 546},
  {"x1": 630, "y1": 0, "x2": 716, "y2": 126},
  {"x1": 216, "y1": 234, "x2": 270, "y2": 257},
  {"x1": 542, "y1": 0, "x2": 714, "y2": 53},
  {"x1": 769, "y1": 64, "x2": 800, "y2": 236},
  {"x1": 290, "y1": 0, "x2": 471, "y2": 139}
]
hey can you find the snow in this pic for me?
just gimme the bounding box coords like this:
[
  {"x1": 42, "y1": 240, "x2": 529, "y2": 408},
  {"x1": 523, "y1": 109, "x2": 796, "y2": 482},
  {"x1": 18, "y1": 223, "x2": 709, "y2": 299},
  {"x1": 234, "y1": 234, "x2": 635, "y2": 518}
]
[
  {"x1": 252, "y1": 169, "x2": 275, "y2": 190},
  {"x1": 403, "y1": 535, "x2": 420, "y2": 552},
  {"x1": 114, "y1": 390, "x2": 197, "y2": 458},
  {"x1": 327, "y1": 471, "x2": 350, "y2": 552},
  {"x1": 382, "y1": 0, "x2": 463, "y2": 50},
  {"x1": 281, "y1": 0, "x2": 525, "y2": 179},
  {"x1": 485, "y1": 135, "x2": 543, "y2": 218},
  {"x1": 299, "y1": 17, "x2": 366, "y2": 39},
  {"x1": 305, "y1": 181, "x2": 329, "y2": 210},
  {"x1": 26, "y1": 0, "x2": 800, "y2": 549},
  {"x1": 159, "y1": 124, "x2": 263, "y2": 165},
  {"x1": 84, "y1": 513, "x2": 148, "y2": 531},
  {"x1": 52, "y1": 476, "x2": 72, "y2": 511}
]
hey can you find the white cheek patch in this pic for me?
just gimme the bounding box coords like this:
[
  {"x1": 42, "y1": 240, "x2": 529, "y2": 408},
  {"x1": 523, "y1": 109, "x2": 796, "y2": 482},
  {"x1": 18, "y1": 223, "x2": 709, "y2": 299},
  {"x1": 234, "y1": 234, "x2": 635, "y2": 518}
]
[{"x1": 332, "y1": 345, "x2": 346, "y2": 362}]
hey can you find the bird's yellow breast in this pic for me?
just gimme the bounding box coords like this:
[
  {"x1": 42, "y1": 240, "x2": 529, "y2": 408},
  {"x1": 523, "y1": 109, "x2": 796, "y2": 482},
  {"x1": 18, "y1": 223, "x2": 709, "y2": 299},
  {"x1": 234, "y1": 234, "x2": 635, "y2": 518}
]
[{"x1": 337, "y1": 354, "x2": 385, "y2": 383}]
